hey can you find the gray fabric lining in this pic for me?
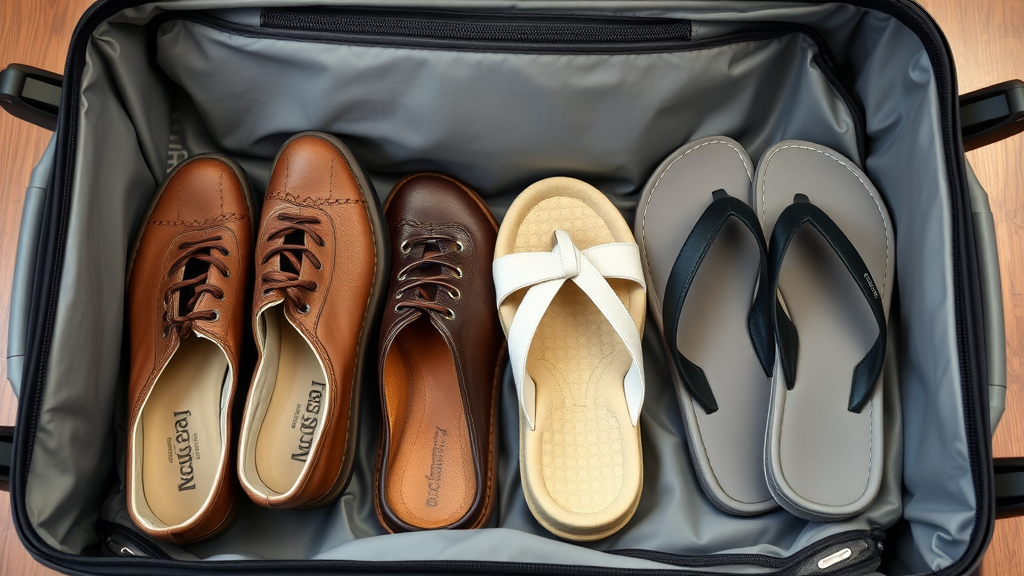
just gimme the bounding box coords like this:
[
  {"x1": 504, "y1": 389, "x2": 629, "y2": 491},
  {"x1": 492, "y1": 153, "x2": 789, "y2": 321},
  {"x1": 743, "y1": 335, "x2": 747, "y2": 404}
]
[{"x1": 19, "y1": 1, "x2": 974, "y2": 574}]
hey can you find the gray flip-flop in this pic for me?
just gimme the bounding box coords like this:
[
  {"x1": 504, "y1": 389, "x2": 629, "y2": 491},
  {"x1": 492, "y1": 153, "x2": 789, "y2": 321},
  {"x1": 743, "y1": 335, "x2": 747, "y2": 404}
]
[
  {"x1": 754, "y1": 140, "x2": 894, "y2": 521},
  {"x1": 636, "y1": 136, "x2": 779, "y2": 516}
]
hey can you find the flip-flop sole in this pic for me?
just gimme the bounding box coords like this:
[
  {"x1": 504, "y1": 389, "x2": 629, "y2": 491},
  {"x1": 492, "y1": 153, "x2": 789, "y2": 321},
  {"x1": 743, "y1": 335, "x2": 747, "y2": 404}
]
[
  {"x1": 495, "y1": 177, "x2": 644, "y2": 541},
  {"x1": 636, "y1": 137, "x2": 777, "y2": 516},
  {"x1": 755, "y1": 141, "x2": 893, "y2": 521}
]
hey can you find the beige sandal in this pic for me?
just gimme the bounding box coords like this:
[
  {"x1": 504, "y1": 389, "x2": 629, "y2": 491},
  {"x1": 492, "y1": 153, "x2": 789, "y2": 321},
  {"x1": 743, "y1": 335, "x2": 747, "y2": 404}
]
[{"x1": 493, "y1": 177, "x2": 646, "y2": 541}]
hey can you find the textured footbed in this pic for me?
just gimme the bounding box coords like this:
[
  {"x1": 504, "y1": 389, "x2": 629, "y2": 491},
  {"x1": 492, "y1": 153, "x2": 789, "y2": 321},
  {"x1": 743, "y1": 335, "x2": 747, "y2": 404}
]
[
  {"x1": 253, "y1": 306, "x2": 329, "y2": 494},
  {"x1": 755, "y1": 141, "x2": 892, "y2": 521},
  {"x1": 635, "y1": 137, "x2": 776, "y2": 516},
  {"x1": 140, "y1": 336, "x2": 228, "y2": 526},
  {"x1": 495, "y1": 177, "x2": 644, "y2": 541},
  {"x1": 382, "y1": 318, "x2": 475, "y2": 529}
]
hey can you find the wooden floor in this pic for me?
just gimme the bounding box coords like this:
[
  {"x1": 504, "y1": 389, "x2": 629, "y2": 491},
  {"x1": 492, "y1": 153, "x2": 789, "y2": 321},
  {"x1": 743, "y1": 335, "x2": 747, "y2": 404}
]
[{"x1": 0, "y1": 0, "x2": 1021, "y2": 574}]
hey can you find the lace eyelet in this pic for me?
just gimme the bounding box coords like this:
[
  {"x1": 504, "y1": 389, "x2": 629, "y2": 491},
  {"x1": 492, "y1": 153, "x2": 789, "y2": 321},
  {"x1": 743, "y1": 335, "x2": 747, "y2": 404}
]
[
  {"x1": 223, "y1": 249, "x2": 230, "y2": 256},
  {"x1": 223, "y1": 270, "x2": 230, "y2": 278},
  {"x1": 394, "y1": 304, "x2": 403, "y2": 313},
  {"x1": 452, "y1": 267, "x2": 463, "y2": 279},
  {"x1": 298, "y1": 304, "x2": 311, "y2": 315},
  {"x1": 456, "y1": 240, "x2": 465, "y2": 252},
  {"x1": 400, "y1": 241, "x2": 411, "y2": 254},
  {"x1": 161, "y1": 329, "x2": 169, "y2": 339},
  {"x1": 448, "y1": 288, "x2": 461, "y2": 300},
  {"x1": 211, "y1": 311, "x2": 220, "y2": 321},
  {"x1": 444, "y1": 309, "x2": 456, "y2": 321},
  {"x1": 311, "y1": 282, "x2": 319, "y2": 292},
  {"x1": 397, "y1": 273, "x2": 407, "y2": 281}
]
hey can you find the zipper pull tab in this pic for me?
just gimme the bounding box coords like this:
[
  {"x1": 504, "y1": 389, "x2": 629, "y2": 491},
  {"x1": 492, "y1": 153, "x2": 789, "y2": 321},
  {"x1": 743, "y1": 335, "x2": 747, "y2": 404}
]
[
  {"x1": 798, "y1": 530, "x2": 885, "y2": 575},
  {"x1": 104, "y1": 533, "x2": 148, "y2": 557}
]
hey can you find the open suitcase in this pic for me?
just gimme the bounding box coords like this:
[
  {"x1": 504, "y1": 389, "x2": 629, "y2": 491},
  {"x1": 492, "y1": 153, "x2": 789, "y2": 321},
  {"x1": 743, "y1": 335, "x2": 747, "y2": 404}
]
[{"x1": 3, "y1": 0, "x2": 1024, "y2": 574}]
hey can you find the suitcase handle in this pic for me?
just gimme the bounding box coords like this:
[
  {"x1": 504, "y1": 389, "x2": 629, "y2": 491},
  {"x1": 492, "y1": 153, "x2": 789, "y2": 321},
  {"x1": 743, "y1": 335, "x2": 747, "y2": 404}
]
[
  {"x1": 960, "y1": 79, "x2": 1024, "y2": 151},
  {"x1": 0, "y1": 426, "x2": 12, "y2": 492},
  {"x1": 0, "y1": 64, "x2": 62, "y2": 131},
  {"x1": 995, "y1": 458, "x2": 1024, "y2": 519}
]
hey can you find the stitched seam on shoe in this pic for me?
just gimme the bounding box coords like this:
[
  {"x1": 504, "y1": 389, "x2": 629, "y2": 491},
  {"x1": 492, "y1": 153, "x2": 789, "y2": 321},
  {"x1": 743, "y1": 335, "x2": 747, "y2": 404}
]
[
  {"x1": 264, "y1": 191, "x2": 367, "y2": 207},
  {"x1": 640, "y1": 139, "x2": 752, "y2": 309},
  {"x1": 763, "y1": 144, "x2": 886, "y2": 508},
  {"x1": 149, "y1": 213, "x2": 246, "y2": 227},
  {"x1": 332, "y1": 147, "x2": 380, "y2": 496},
  {"x1": 639, "y1": 139, "x2": 759, "y2": 505},
  {"x1": 759, "y1": 144, "x2": 890, "y2": 296}
]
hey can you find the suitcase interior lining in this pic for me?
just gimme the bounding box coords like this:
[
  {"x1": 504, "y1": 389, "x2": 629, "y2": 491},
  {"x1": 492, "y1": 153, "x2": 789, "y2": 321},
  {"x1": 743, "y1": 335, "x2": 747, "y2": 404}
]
[{"x1": 21, "y1": 2, "x2": 975, "y2": 574}]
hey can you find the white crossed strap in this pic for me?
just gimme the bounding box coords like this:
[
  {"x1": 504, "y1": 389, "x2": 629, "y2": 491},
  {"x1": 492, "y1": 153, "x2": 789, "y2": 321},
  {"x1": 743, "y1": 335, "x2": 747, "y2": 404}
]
[{"x1": 493, "y1": 230, "x2": 646, "y2": 430}]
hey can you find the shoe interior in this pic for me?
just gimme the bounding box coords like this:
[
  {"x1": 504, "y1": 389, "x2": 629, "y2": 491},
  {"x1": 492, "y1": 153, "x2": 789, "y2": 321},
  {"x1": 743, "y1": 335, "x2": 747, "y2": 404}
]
[
  {"x1": 134, "y1": 335, "x2": 229, "y2": 528},
  {"x1": 382, "y1": 316, "x2": 475, "y2": 529}
]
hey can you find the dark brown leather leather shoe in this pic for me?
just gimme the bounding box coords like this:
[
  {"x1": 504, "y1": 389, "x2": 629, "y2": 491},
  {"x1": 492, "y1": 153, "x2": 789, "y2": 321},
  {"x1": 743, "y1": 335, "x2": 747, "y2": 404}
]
[
  {"x1": 375, "y1": 173, "x2": 505, "y2": 532},
  {"x1": 238, "y1": 132, "x2": 388, "y2": 508},
  {"x1": 126, "y1": 154, "x2": 254, "y2": 544}
]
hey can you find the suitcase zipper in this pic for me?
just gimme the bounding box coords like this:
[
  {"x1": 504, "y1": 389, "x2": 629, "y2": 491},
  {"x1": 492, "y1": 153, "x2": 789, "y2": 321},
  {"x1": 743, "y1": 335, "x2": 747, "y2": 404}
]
[
  {"x1": 611, "y1": 528, "x2": 884, "y2": 573},
  {"x1": 260, "y1": 7, "x2": 694, "y2": 47},
  {"x1": 96, "y1": 521, "x2": 174, "y2": 559},
  {"x1": 13, "y1": 0, "x2": 987, "y2": 574}
]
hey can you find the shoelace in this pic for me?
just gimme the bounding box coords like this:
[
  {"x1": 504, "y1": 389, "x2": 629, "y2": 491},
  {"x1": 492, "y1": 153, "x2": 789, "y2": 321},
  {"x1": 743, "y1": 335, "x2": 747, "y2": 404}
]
[
  {"x1": 394, "y1": 234, "x2": 463, "y2": 320},
  {"x1": 260, "y1": 213, "x2": 323, "y2": 313},
  {"x1": 162, "y1": 236, "x2": 229, "y2": 339}
]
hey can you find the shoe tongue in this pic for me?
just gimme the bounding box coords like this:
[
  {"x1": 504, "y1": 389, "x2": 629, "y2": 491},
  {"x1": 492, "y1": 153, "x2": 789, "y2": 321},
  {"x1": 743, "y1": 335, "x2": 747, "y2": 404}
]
[
  {"x1": 412, "y1": 240, "x2": 450, "y2": 301},
  {"x1": 279, "y1": 229, "x2": 305, "y2": 275},
  {"x1": 177, "y1": 249, "x2": 214, "y2": 316}
]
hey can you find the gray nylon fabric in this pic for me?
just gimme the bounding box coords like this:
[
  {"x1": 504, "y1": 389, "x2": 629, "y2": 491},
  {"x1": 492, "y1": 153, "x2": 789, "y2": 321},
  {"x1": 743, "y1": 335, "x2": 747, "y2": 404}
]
[{"x1": 17, "y1": 1, "x2": 975, "y2": 574}]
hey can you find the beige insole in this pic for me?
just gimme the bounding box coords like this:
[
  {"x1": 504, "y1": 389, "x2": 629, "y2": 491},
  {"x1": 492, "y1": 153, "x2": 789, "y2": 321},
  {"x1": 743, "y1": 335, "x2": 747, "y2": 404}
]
[
  {"x1": 496, "y1": 178, "x2": 644, "y2": 540},
  {"x1": 141, "y1": 336, "x2": 227, "y2": 526},
  {"x1": 382, "y1": 318, "x2": 474, "y2": 529},
  {"x1": 255, "y1": 307, "x2": 329, "y2": 494}
]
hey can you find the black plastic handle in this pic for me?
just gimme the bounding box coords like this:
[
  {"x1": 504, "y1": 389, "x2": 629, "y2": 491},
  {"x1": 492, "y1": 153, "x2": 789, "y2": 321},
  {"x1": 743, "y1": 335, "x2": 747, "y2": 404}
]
[
  {"x1": 995, "y1": 457, "x2": 1024, "y2": 519},
  {"x1": 0, "y1": 425, "x2": 12, "y2": 492},
  {"x1": 0, "y1": 64, "x2": 63, "y2": 131},
  {"x1": 960, "y1": 79, "x2": 1024, "y2": 152}
]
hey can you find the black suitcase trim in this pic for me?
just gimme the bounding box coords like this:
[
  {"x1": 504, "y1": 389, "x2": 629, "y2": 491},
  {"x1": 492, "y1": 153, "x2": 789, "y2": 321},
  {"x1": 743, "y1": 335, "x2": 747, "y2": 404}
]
[{"x1": 8, "y1": 0, "x2": 994, "y2": 574}]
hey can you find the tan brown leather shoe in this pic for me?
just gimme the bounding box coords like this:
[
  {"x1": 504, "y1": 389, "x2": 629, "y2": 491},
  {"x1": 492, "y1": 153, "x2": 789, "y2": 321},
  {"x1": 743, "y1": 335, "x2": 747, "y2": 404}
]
[
  {"x1": 375, "y1": 173, "x2": 505, "y2": 532},
  {"x1": 238, "y1": 132, "x2": 388, "y2": 508},
  {"x1": 126, "y1": 155, "x2": 255, "y2": 544}
]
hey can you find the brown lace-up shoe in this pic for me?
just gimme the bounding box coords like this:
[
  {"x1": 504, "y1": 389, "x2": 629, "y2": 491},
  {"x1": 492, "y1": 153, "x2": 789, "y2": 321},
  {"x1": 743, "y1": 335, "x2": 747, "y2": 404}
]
[
  {"x1": 126, "y1": 155, "x2": 255, "y2": 544},
  {"x1": 238, "y1": 132, "x2": 388, "y2": 508},
  {"x1": 375, "y1": 173, "x2": 505, "y2": 531}
]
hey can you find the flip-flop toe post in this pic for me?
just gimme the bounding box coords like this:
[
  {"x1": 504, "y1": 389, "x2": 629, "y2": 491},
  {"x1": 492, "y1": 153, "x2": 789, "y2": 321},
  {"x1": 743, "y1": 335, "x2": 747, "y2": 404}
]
[
  {"x1": 493, "y1": 177, "x2": 646, "y2": 541},
  {"x1": 636, "y1": 137, "x2": 778, "y2": 516},
  {"x1": 755, "y1": 141, "x2": 894, "y2": 521}
]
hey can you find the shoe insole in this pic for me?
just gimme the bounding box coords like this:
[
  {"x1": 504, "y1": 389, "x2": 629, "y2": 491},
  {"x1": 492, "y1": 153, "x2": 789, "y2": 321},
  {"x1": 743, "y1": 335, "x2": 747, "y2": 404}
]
[
  {"x1": 528, "y1": 279, "x2": 635, "y2": 515},
  {"x1": 756, "y1": 141, "x2": 891, "y2": 518},
  {"x1": 254, "y1": 307, "x2": 329, "y2": 494},
  {"x1": 774, "y1": 229, "x2": 879, "y2": 505},
  {"x1": 498, "y1": 185, "x2": 644, "y2": 539},
  {"x1": 141, "y1": 336, "x2": 227, "y2": 526},
  {"x1": 382, "y1": 318, "x2": 474, "y2": 529},
  {"x1": 636, "y1": 137, "x2": 775, "y2": 514},
  {"x1": 676, "y1": 221, "x2": 774, "y2": 506}
]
